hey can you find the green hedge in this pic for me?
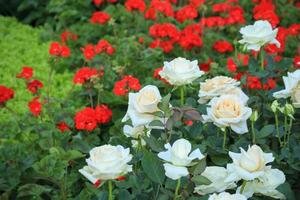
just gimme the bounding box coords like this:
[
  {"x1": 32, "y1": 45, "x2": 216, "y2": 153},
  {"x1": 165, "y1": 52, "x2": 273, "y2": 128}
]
[{"x1": 0, "y1": 16, "x2": 73, "y2": 121}]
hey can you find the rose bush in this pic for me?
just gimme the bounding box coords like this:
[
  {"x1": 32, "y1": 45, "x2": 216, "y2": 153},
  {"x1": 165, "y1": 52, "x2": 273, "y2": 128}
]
[{"x1": 0, "y1": 0, "x2": 300, "y2": 200}]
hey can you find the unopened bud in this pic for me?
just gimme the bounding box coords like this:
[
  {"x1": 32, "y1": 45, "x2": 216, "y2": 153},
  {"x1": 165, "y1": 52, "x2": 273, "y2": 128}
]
[
  {"x1": 250, "y1": 110, "x2": 258, "y2": 122},
  {"x1": 284, "y1": 103, "x2": 295, "y2": 118},
  {"x1": 271, "y1": 100, "x2": 280, "y2": 113}
]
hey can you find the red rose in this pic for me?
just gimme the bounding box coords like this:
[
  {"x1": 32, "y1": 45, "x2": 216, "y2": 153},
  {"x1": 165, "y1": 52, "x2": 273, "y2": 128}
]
[
  {"x1": 74, "y1": 107, "x2": 98, "y2": 131},
  {"x1": 27, "y1": 80, "x2": 43, "y2": 94}
]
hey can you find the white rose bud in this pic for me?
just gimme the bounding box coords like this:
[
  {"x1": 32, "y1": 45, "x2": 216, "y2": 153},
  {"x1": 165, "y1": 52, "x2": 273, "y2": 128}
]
[
  {"x1": 250, "y1": 110, "x2": 258, "y2": 122},
  {"x1": 226, "y1": 145, "x2": 274, "y2": 182},
  {"x1": 159, "y1": 57, "x2": 204, "y2": 86},
  {"x1": 239, "y1": 20, "x2": 280, "y2": 51},
  {"x1": 79, "y1": 144, "x2": 132, "y2": 185},
  {"x1": 273, "y1": 69, "x2": 300, "y2": 108},
  {"x1": 158, "y1": 138, "x2": 205, "y2": 180},
  {"x1": 122, "y1": 85, "x2": 162, "y2": 126},
  {"x1": 208, "y1": 192, "x2": 247, "y2": 200},
  {"x1": 194, "y1": 166, "x2": 236, "y2": 195},
  {"x1": 202, "y1": 94, "x2": 252, "y2": 134},
  {"x1": 283, "y1": 103, "x2": 295, "y2": 118},
  {"x1": 271, "y1": 100, "x2": 280, "y2": 113}
]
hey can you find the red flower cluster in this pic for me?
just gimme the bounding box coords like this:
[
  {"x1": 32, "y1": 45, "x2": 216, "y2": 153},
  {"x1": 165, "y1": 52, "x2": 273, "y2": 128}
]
[
  {"x1": 253, "y1": 1, "x2": 279, "y2": 27},
  {"x1": 200, "y1": 2, "x2": 245, "y2": 27},
  {"x1": 235, "y1": 73, "x2": 276, "y2": 91},
  {"x1": 90, "y1": 11, "x2": 111, "y2": 24},
  {"x1": 212, "y1": 40, "x2": 233, "y2": 53},
  {"x1": 74, "y1": 105, "x2": 112, "y2": 131},
  {"x1": 16, "y1": 66, "x2": 33, "y2": 80},
  {"x1": 28, "y1": 97, "x2": 42, "y2": 116},
  {"x1": 27, "y1": 80, "x2": 44, "y2": 94},
  {"x1": 113, "y1": 75, "x2": 141, "y2": 96},
  {"x1": 57, "y1": 121, "x2": 71, "y2": 133},
  {"x1": 199, "y1": 59, "x2": 213, "y2": 72},
  {"x1": 49, "y1": 42, "x2": 71, "y2": 58},
  {"x1": 175, "y1": 5, "x2": 198, "y2": 23},
  {"x1": 144, "y1": 0, "x2": 174, "y2": 20},
  {"x1": 125, "y1": 0, "x2": 146, "y2": 12},
  {"x1": 237, "y1": 53, "x2": 249, "y2": 66},
  {"x1": 73, "y1": 67, "x2": 99, "y2": 84},
  {"x1": 227, "y1": 57, "x2": 237, "y2": 72},
  {"x1": 93, "y1": 0, "x2": 117, "y2": 6},
  {"x1": 61, "y1": 31, "x2": 77, "y2": 43},
  {"x1": 178, "y1": 23, "x2": 202, "y2": 50},
  {"x1": 0, "y1": 85, "x2": 14, "y2": 104},
  {"x1": 17, "y1": 67, "x2": 44, "y2": 94},
  {"x1": 81, "y1": 39, "x2": 115, "y2": 60}
]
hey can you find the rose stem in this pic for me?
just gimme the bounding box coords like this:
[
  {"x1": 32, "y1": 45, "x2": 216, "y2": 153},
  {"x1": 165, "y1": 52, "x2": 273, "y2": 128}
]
[
  {"x1": 287, "y1": 118, "x2": 293, "y2": 146},
  {"x1": 222, "y1": 128, "x2": 227, "y2": 150},
  {"x1": 179, "y1": 86, "x2": 185, "y2": 106},
  {"x1": 108, "y1": 180, "x2": 113, "y2": 200},
  {"x1": 274, "y1": 112, "x2": 282, "y2": 147},
  {"x1": 251, "y1": 120, "x2": 256, "y2": 144},
  {"x1": 173, "y1": 178, "x2": 181, "y2": 200},
  {"x1": 260, "y1": 49, "x2": 264, "y2": 71},
  {"x1": 240, "y1": 180, "x2": 247, "y2": 194}
]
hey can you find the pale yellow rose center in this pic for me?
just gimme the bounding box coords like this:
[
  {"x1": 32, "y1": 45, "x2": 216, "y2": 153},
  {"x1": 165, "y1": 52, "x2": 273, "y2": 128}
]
[
  {"x1": 213, "y1": 99, "x2": 241, "y2": 118},
  {"x1": 239, "y1": 146, "x2": 265, "y2": 172},
  {"x1": 137, "y1": 90, "x2": 157, "y2": 105},
  {"x1": 201, "y1": 77, "x2": 233, "y2": 92}
]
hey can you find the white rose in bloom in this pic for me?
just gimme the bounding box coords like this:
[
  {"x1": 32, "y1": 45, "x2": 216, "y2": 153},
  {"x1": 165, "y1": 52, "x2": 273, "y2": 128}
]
[
  {"x1": 79, "y1": 145, "x2": 132, "y2": 184},
  {"x1": 159, "y1": 57, "x2": 204, "y2": 86},
  {"x1": 158, "y1": 138, "x2": 205, "y2": 180},
  {"x1": 208, "y1": 192, "x2": 247, "y2": 200},
  {"x1": 122, "y1": 85, "x2": 162, "y2": 126},
  {"x1": 273, "y1": 69, "x2": 300, "y2": 108},
  {"x1": 239, "y1": 20, "x2": 280, "y2": 51},
  {"x1": 194, "y1": 166, "x2": 236, "y2": 195},
  {"x1": 225, "y1": 145, "x2": 274, "y2": 182},
  {"x1": 202, "y1": 94, "x2": 252, "y2": 134},
  {"x1": 238, "y1": 168, "x2": 286, "y2": 199},
  {"x1": 123, "y1": 125, "x2": 150, "y2": 148},
  {"x1": 198, "y1": 76, "x2": 248, "y2": 104}
]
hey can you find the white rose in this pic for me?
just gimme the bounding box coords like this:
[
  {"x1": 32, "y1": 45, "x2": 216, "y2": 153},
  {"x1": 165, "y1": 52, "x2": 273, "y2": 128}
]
[
  {"x1": 202, "y1": 94, "x2": 252, "y2": 134},
  {"x1": 238, "y1": 168, "x2": 286, "y2": 199},
  {"x1": 122, "y1": 85, "x2": 162, "y2": 126},
  {"x1": 273, "y1": 69, "x2": 300, "y2": 108},
  {"x1": 123, "y1": 125, "x2": 150, "y2": 148},
  {"x1": 159, "y1": 57, "x2": 204, "y2": 86},
  {"x1": 79, "y1": 145, "x2": 132, "y2": 184},
  {"x1": 225, "y1": 145, "x2": 274, "y2": 182},
  {"x1": 198, "y1": 76, "x2": 248, "y2": 104},
  {"x1": 239, "y1": 20, "x2": 280, "y2": 51},
  {"x1": 158, "y1": 138, "x2": 205, "y2": 180},
  {"x1": 194, "y1": 166, "x2": 236, "y2": 195},
  {"x1": 208, "y1": 192, "x2": 247, "y2": 200}
]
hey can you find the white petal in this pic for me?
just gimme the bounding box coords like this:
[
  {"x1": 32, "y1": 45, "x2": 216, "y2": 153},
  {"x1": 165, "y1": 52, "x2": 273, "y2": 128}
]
[{"x1": 163, "y1": 163, "x2": 189, "y2": 180}]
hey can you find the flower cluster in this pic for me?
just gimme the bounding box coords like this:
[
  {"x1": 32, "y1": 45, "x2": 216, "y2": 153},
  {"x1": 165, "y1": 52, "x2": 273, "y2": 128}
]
[
  {"x1": 17, "y1": 67, "x2": 44, "y2": 94},
  {"x1": 90, "y1": 11, "x2": 110, "y2": 24},
  {"x1": 125, "y1": 0, "x2": 146, "y2": 13},
  {"x1": 144, "y1": 0, "x2": 174, "y2": 20},
  {"x1": 0, "y1": 85, "x2": 14, "y2": 105},
  {"x1": 74, "y1": 105, "x2": 112, "y2": 131},
  {"x1": 49, "y1": 42, "x2": 71, "y2": 58},
  {"x1": 73, "y1": 67, "x2": 100, "y2": 84},
  {"x1": 113, "y1": 75, "x2": 141, "y2": 96},
  {"x1": 81, "y1": 39, "x2": 115, "y2": 60}
]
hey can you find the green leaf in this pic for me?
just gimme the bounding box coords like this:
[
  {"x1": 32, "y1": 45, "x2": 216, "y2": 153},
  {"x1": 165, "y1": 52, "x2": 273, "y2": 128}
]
[
  {"x1": 141, "y1": 151, "x2": 165, "y2": 184},
  {"x1": 118, "y1": 189, "x2": 132, "y2": 200},
  {"x1": 142, "y1": 135, "x2": 164, "y2": 152},
  {"x1": 149, "y1": 120, "x2": 164, "y2": 127},
  {"x1": 192, "y1": 159, "x2": 206, "y2": 176},
  {"x1": 257, "y1": 125, "x2": 275, "y2": 139},
  {"x1": 191, "y1": 175, "x2": 212, "y2": 185},
  {"x1": 277, "y1": 182, "x2": 296, "y2": 200},
  {"x1": 158, "y1": 93, "x2": 171, "y2": 113}
]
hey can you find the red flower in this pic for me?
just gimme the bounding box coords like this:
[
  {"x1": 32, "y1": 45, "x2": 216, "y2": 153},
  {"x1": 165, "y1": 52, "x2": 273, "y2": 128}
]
[
  {"x1": 61, "y1": 31, "x2": 77, "y2": 43},
  {"x1": 212, "y1": 40, "x2": 233, "y2": 53},
  {"x1": 57, "y1": 121, "x2": 71, "y2": 132},
  {"x1": 237, "y1": 53, "x2": 249, "y2": 66},
  {"x1": 73, "y1": 67, "x2": 99, "y2": 84},
  {"x1": 0, "y1": 85, "x2": 14, "y2": 104},
  {"x1": 227, "y1": 57, "x2": 237, "y2": 72},
  {"x1": 294, "y1": 56, "x2": 300, "y2": 68},
  {"x1": 81, "y1": 44, "x2": 96, "y2": 60},
  {"x1": 199, "y1": 59, "x2": 213, "y2": 72},
  {"x1": 138, "y1": 37, "x2": 144, "y2": 43},
  {"x1": 93, "y1": 0, "x2": 104, "y2": 5},
  {"x1": 49, "y1": 42, "x2": 71, "y2": 58},
  {"x1": 125, "y1": 0, "x2": 146, "y2": 12},
  {"x1": 90, "y1": 11, "x2": 111, "y2": 24},
  {"x1": 175, "y1": 5, "x2": 198, "y2": 23},
  {"x1": 113, "y1": 75, "x2": 141, "y2": 96},
  {"x1": 27, "y1": 80, "x2": 43, "y2": 94},
  {"x1": 74, "y1": 107, "x2": 98, "y2": 131},
  {"x1": 247, "y1": 75, "x2": 262, "y2": 90},
  {"x1": 16, "y1": 67, "x2": 33, "y2": 80},
  {"x1": 95, "y1": 39, "x2": 115, "y2": 55},
  {"x1": 28, "y1": 97, "x2": 42, "y2": 116},
  {"x1": 263, "y1": 78, "x2": 276, "y2": 90},
  {"x1": 144, "y1": 0, "x2": 174, "y2": 20},
  {"x1": 116, "y1": 176, "x2": 126, "y2": 181},
  {"x1": 95, "y1": 104, "x2": 112, "y2": 124}
]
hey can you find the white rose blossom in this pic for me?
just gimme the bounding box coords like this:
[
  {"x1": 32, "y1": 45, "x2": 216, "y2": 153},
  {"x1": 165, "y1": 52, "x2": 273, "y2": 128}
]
[
  {"x1": 238, "y1": 168, "x2": 286, "y2": 199},
  {"x1": 208, "y1": 192, "x2": 247, "y2": 200},
  {"x1": 194, "y1": 166, "x2": 236, "y2": 195},
  {"x1": 202, "y1": 94, "x2": 252, "y2": 134},
  {"x1": 273, "y1": 69, "x2": 300, "y2": 108},
  {"x1": 79, "y1": 145, "x2": 132, "y2": 185},
  {"x1": 158, "y1": 138, "x2": 205, "y2": 180},
  {"x1": 198, "y1": 76, "x2": 248, "y2": 104},
  {"x1": 225, "y1": 145, "x2": 274, "y2": 182},
  {"x1": 122, "y1": 85, "x2": 162, "y2": 126},
  {"x1": 159, "y1": 57, "x2": 204, "y2": 86},
  {"x1": 123, "y1": 125, "x2": 150, "y2": 147},
  {"x1": 239, "y1": 20, "x2": 280, "y2": 51}
]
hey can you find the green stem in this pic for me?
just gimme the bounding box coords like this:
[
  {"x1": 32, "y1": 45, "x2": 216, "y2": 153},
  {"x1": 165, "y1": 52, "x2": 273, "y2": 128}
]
[
  {"x1": 173, "y1": 178, "x2": 181, "y2": 200},
  {"x1": 223, "y1": 128, "x2": 227, "y2": 150},
  {"x1": 283, "y1": 115, "x2": 288, "y2": 146},
  {"x1": 108, "y1": 180, "x2": 113, "y2": 200},
  {"x1": 287, "y1": 118, "x2": 293, "y2": 146},
  {"x1": 274, "y1": 112, "x2": 282, "y2": 146},
  {"x1": 251, "y1": 121, "x2": 256, "y2": 144},
  {"x1": 240, "y1": 180, "x2": 247, "y2": 194},
  {"x1": 179, "y1": 86, "x2": 185, "y2": 106},
  {"x1": 260, "y1": 49, "x2": 264, "y2": 71}
]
